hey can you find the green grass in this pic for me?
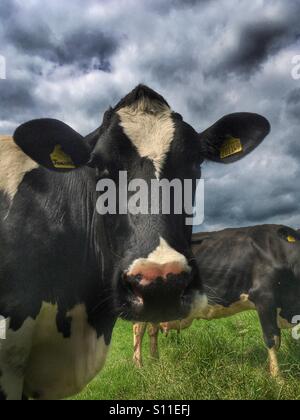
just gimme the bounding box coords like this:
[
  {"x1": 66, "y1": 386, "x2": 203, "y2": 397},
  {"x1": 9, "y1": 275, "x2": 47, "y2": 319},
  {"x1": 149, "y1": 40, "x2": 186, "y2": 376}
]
[{"x1": 72, "y1": 312, "x2": 300, "y2": 400}]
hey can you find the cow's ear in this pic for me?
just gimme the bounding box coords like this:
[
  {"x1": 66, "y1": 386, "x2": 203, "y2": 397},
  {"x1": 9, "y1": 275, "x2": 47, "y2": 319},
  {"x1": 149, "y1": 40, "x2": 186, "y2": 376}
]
[
  {"x1": 13, "y1": 119, "x2": 92, "y2": 171},
  {"x1": 199, "y1": 113, "x2": 270, "y2": 164}
]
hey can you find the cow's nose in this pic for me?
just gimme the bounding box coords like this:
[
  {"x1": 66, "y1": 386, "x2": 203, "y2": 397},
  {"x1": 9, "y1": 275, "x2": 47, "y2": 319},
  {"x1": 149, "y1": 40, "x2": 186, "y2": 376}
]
[
  {"x1": 126, "y1": 238, "x2": 191, "y2": 286},
  {"x1": 123, "y1": 258, "x2": 192, "y2": 307},
  {"x1": 122, "y1": 238, "x2": 193, "y2": 321},
  {"x1": 127, "y1": 261, "x2": 187, "y2": 286}
]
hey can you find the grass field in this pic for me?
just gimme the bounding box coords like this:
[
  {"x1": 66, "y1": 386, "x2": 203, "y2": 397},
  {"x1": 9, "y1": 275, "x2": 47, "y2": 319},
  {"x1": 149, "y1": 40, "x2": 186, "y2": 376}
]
[{"x1": 73, "y1": 312, "x2": 300, "y2": 400}]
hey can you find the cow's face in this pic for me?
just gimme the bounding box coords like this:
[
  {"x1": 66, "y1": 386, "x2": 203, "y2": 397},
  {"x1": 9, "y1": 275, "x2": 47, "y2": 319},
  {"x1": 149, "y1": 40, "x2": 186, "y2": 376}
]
[
  {"x1": 89, "y1": 97, "x2": 204, "y2": 322},
  {"x1": 13, "y1": 85, "x2": 270, "y2": 323}
]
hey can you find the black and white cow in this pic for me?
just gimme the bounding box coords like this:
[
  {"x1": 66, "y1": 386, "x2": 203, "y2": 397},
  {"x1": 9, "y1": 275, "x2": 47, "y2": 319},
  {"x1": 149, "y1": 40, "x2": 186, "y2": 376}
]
[
  {"x1": 0, "y1": 85, "x2": 270, "y2": 400},
  {"x1": 192, "y1": 225, "x2": 300, "y2": 379},
  {"x1": 134, "y1": 225, "x2": 300, "y2": 379}
]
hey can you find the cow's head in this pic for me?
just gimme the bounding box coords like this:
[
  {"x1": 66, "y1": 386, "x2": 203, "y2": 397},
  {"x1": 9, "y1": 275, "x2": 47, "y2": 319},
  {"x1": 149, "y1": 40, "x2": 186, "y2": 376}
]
[{"x1": 13, "y1": 85, "x2": 270, "y2": 322}]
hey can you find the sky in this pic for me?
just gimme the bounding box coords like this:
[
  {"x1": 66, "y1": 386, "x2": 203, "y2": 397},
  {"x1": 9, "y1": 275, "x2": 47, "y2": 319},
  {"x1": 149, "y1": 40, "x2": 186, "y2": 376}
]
[{"x1": 0, "y1": 0, "x2": 299, "y2": 231}]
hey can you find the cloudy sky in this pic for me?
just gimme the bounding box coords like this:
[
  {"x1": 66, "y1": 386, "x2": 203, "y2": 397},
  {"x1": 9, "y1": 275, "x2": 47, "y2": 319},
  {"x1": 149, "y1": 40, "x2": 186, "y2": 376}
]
[{"x1": 0, "y1": 0, "x2": 300, "y2": 231}]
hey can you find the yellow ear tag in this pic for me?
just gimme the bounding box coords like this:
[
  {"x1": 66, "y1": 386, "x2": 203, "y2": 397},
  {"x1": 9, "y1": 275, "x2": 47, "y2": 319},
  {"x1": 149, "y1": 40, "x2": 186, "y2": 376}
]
[
  {"x1": 220, "y1": 137, "x2": 243, "y2": 160},
  {"x1": 50, "y1": 145, "x2": 75, "y2": 169},
  {"x1": 287, "y1": 235, "x2": 297, "y2": 243}
]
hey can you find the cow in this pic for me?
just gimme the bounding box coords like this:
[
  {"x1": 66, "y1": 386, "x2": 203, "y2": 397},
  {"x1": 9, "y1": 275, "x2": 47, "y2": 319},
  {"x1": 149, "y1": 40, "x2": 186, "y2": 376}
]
[
  {"x1": 133, "y1": 225, "x2": 300, "y2": 379},
  {"x1": 160, "y1": 319, "x2": 194, "y2": 336},
  {"x1": 0, "y1": 84, "x2": 270, "y2": 400},
  {"x1": 133, "y1": 319, "x2": 193, "y2": 368}
]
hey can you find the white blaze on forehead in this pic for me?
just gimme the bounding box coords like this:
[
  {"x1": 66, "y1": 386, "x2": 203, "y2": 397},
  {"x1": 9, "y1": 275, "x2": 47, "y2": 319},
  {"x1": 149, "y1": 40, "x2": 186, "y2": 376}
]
[
  {"x1": 117, "y1": 98, "x2": 175, "y2": 178},
  {"x1": 0, "y1": 136, "x2": 38, "y2": 200},
  {"x1": 128, "y1": 237, "x2": 191, "y2": 275}
]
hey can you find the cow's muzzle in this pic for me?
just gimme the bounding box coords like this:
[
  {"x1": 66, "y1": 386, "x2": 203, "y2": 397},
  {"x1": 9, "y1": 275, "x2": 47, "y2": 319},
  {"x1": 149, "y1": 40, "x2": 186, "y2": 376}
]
[{"x1": 117, "y1": 266, "x2": 201, "y2": 322}]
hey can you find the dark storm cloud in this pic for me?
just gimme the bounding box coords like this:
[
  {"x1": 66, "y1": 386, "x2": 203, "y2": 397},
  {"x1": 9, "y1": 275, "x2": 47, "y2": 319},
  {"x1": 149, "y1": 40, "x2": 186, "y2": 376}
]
[
  {"x1": 286, "y1": 88, "x2": 300, "y2": 122},
  {"x1": 202, "y1": 162, "x2": 300, "y2": 231},
  {"x1": 2, "y1": 1, "x2": 120, "y2": 71},
  {"x1": 0, "y1": 0, "x2": 16, "y2": 19},
  {"x1": 0, "y1": 0, "x2": 299, "y2": 230},
  {"x1": 0, "y1": 79, "x2": 35, "y2": 117},
  {"x1": 0, "y1": 76, "x2": 58, "y2": 123},
  {"x1": 6, "y1": 25, "x2": 118, "y2": 70},
  {"x1": 58, "y1": 30, "x2": 118, "y2": 70},
  {"x1": 222, "y1": 21, "x2": 289, "y2": 75},
  {"x1": 168, "y1": 0, "x2": 213, "y2": 10},
  {"x1": 213, "y1": 3, "x2": 300, "y2": 78},
  {"x1": 5, "y1": 23, "x2": 118, "y2": 71},
  {"x1": 5, "y1": 23, "x2": 57, "y2": 62},
  {"x1": 150, "y1": 0, "x2": 212, "y2": 14},
  {"x1": 143, "y1": 55, "x2": 199, "y2": 84},
  {"x1": 285, "y1": 129, "x2": 300, "y2": 164}
]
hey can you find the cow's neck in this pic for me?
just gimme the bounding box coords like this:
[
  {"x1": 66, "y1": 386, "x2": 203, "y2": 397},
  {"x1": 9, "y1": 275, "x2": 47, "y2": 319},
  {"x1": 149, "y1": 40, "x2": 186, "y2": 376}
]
[{"x1": 58, "y1": 168, "x2": 115, "y2": 341}]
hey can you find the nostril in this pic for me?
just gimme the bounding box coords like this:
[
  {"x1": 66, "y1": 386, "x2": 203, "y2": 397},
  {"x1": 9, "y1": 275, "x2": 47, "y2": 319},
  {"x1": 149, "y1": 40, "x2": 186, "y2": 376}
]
[
  {"x1": 124, "y1": 273, "x2": 150, "y2": 291},
  {"x1": 124, "y1": 271, "x2": 191, "y2": 294},
  {"x1": 122, "y1": 275, "x2": 144, "y2": 303},
  {"x1": 124, "y1": 274, "x2": 142, "y2": 287}
]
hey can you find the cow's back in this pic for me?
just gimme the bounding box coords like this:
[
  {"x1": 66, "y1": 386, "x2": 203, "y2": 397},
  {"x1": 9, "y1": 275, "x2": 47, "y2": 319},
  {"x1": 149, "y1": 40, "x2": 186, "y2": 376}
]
[
  {"x1": 0, "y1": 136, "x2": 38, "y2": 204},
  {"x1": 192, "y1": 225, "x2": 300, "y2": 320}
]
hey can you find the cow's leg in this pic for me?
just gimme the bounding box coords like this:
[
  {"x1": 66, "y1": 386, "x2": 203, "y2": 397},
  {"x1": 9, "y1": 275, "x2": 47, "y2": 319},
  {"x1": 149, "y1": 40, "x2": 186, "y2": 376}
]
[
  {"x1": 133, "y1": 323, "x2": 147, "y2": 368},
  {"x1": 0, "y1": 367, "x2": 24, "y2": 400},
  {"x1": 148, "y1": 323, "x2": 160, "y2": 361},
  {"x1": 253, "y1": 298, "x2": 282, "y2": 379},
  {"x1": 0, "y1": 343, "x2": 28, "y2": 400},
  {"x1": 250, "y1": 270, "x2": 283, "y2": 380},
  {"x1": 0, "y1": 319, "x2": 34, "y2": 400}
]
